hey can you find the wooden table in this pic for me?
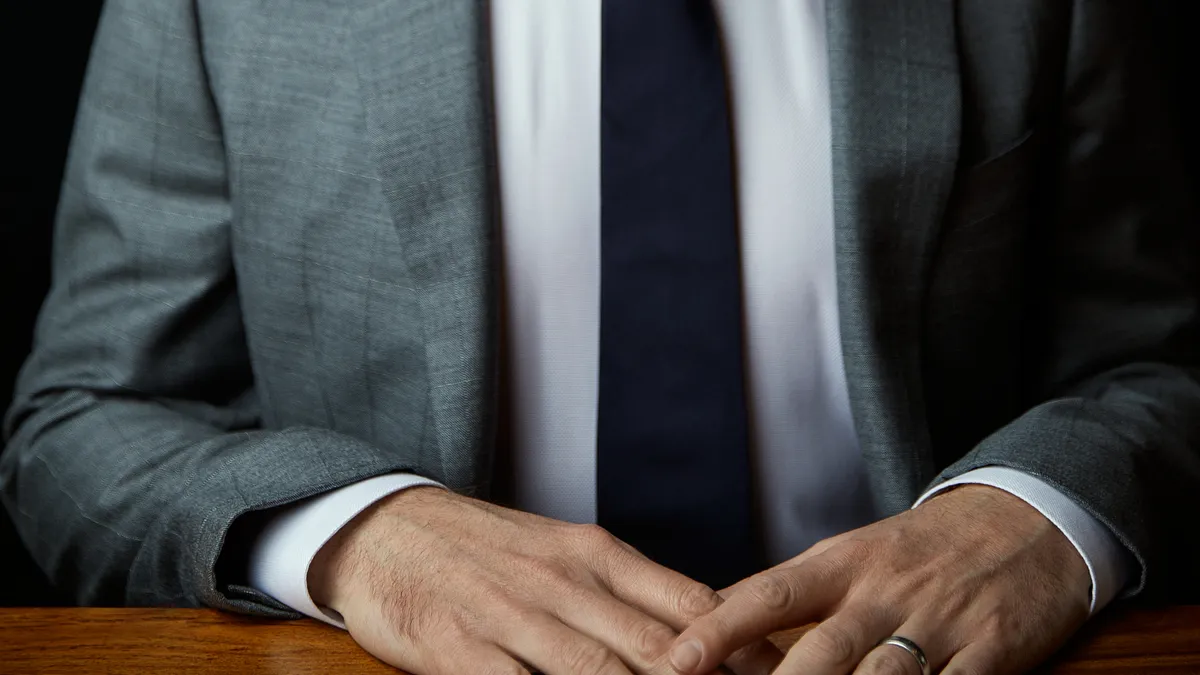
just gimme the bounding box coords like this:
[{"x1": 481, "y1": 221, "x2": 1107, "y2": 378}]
[{"x1": 1, "y1": 606, "x2": 1197, "y2": 674}]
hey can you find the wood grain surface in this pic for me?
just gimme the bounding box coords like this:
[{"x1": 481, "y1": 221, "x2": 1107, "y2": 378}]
[{"x1": 0, "y1": 606, "x2": 1196, "y2": 674}]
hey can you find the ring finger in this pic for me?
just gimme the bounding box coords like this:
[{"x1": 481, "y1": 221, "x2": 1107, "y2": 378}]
[
  {"x1": 773, "y1": 605, "x2": 899, "y2": 675},
  {"x1": 552, "y1": 586, "x2": 680, "y2": 674},
  {"x1": 852, "y1": 618, "x2": 953, "y2": 675},
  {"x1": 555, "y1": 586, "x2": 781, "y2": 675},
  {"x1": 497, "y1": 609, "x2": 635, "y2": 675},
  {"x1": 427, "y1": 640, "x2": 533, "y2": 675}
]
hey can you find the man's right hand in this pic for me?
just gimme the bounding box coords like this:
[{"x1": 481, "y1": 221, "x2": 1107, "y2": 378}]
[{"x1": 308, "y1": 487, "x2": 782, "y2": 675}]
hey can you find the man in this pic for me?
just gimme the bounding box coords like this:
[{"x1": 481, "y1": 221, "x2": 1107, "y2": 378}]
[{"x1": 3, "y1": 0, "x2": 1198, "y2": 673}]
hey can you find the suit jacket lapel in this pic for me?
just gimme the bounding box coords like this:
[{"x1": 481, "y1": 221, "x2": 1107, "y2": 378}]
[
  {"x1": 827, "y1": 0, "x2": 961, "y2": 513},
  {"x1": 350, "y1": 0, "x2": 497, "y2": 491},
  {"x1": 345, "y1": 0, "x2": 962, "y2": 506}
]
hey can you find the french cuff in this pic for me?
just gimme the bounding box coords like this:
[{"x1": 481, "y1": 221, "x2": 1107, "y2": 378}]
[
  {"x1": 913, "y1": 466, "x2": 1130, "y2": 615},
  {"x1": 247, "y1": 473, "x2": 446, "y2": 628}
]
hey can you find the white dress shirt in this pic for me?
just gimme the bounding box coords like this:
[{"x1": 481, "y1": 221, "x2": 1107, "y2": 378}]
[{"x1": 248, "y1": 0, "x2": 1129, "y2": 628}]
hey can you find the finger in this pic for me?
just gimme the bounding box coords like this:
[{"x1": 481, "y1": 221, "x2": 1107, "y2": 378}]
[
  {"x1": 853, "y1": 622, "x2": 951, "y2": 675},
  {"x1": 349, "y1": 614, "x2": 528, "y2": 675},
  {"x1": 497, "y1": 609, "x2": 635, "y2": 675},
  {"x1": 548, "y1": 585, "x2": 679, "y2": 675},
  {"x1": 589, "y1": 536, "x2": 785, "y2": 674},
  {"x1": 427, "y1": 640, "x2": 532, "y2": 675},
  {"x1": 724, "y1": 639, "x2": 786, "y2": 675},
  {"x1": 552, "y1": 585, "x2": 781, "y2": 675},
  {"x1": 668, "y1": 560, "x2": 846, "y2": 675},
  {"x1": 584, "y1": 527, "x2": 725, "y2": 626},
  {"x1": 776, "y1": 532, "x2": 854, "y2": 571},
  {"x1": 717, "y1": 534, "x2": 847, "y2": 600},
  {"x1": 774, "y1": 605, "x2": 897, "y2": 675}
]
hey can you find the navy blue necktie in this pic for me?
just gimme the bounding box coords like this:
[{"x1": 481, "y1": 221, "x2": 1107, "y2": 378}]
[{"x1": 597, "y1": 0, "x2": 761, "y2": 590}]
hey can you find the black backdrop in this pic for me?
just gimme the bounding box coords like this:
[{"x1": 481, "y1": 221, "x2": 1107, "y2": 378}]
[
  {"x1": 0, "y1": 1, "x2": 1197, "y2": 607},
  {"x1": 1, "y1": 2, "x2": 105, "y2": 606}
]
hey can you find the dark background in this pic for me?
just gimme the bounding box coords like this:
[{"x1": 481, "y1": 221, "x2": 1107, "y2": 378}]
[
  {"x1": 1, "y1": 2, "x2": 1197, "y2": 607},
  {"x1": 2, "y1": 2, "x2": 106, "y2": 606}
]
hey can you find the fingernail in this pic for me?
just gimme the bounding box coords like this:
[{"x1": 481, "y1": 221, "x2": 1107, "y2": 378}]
[{"x1": 670, "y1": 640, "x2": 703, "y2": 673}]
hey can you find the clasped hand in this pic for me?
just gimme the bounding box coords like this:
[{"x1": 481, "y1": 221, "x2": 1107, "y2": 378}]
[
  {"x1": 310, "y1": 487, "x2": 780, "y2": 675},
  {"x1": 312, "y1": 485, "x2": 1091, "y2": 675},
  {"x1": 669, "y1": 485, "x2": 1092, "y2": 675}
]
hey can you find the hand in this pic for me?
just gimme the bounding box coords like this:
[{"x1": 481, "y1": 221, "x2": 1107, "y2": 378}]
[
  {"x1": 309, "y1": 487, "x2": 783, "y2": 675},
  {"x1": 667, "y1": 485, "x2": 1093, "y2": 675}
]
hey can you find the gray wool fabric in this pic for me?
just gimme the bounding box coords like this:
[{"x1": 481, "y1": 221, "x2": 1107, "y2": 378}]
[{"x1": 3, "y1": 0, "x2": 1198, "y2": 615}]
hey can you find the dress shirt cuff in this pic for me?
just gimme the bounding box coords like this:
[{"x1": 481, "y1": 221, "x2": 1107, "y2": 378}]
[
  {"x1": 247, "y1": 473, "x2": 446, "y2": 628},
  {"x1": 913, "y1": 466, "x2": 1130, "y2": 616}
]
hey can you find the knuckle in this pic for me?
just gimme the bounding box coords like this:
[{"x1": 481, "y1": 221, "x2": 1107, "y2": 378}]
[
  {"x1": 484, "y1": 597, "x2": 540, "y2": 638},
  {"x1": 676, "y1": 582, "x2": 722, "y2": 620},
  {"x1": 434, "y1": 647, "x2": 528, "y2": 675},
  {"x1": 977, "y1": 606, "x2": 1021, "y2": 642},
  {"x1": 522, "y1": 555, "x2": 573, "y2": 586},
  {"x1": 506, "y1": 605, "x2": 547, "y2": 630},
  {"x1": 519, "y1": 555, "x2": 598, "y2": 604},
  {"x1": 879, "y1": 523, "x2": 909, "y2": 549},
  {"x1": 746, "y1": 574, "x2": 794, "y2": 611},
  {"x1": 838, "y1": 536, "x2": 879, "y2": 564},
  {"x1": 574, "y1": 523, "x2": 618, "y2": 550},
  {"x1": 807, "y1": 624, "x2": 858, "y2": 667},
  {"x1": 860, "y1": 651, "x2": 916, "y2": 675},
  {"x1": 479, "y1": 581, "x2": 522, "y2": 615},
  {"x1": 630, "y1": 621, "x2": 677, "y2": 664}
]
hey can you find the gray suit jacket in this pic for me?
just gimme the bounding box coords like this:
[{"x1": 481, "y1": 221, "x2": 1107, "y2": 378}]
[{"x1": 4, "y1": 0, "x2": 1198, "y2": 614}]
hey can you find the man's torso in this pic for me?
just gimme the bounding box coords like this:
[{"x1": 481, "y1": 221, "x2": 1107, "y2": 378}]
[{"x1": 183, "y1": 0, "x2": 1067, "y2": 514}]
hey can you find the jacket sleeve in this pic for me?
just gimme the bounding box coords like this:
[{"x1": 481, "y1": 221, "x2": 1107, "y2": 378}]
[
  {"x1": 935, "y1": 1, "x2": 1200, "y2": 600},
  {"x1": 1, "y1": 0, "x2": 413, "y2": 613}
]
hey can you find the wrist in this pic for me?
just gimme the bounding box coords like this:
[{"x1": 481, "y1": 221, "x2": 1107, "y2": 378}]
[
  {"x1": 308, "y1": 485, "x2": 444, "y2": 611},
  {"x1": 927, "y1": 484, "x2": 1091, "y2": 602}
]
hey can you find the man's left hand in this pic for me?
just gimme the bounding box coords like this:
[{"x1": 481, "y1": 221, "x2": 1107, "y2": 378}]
[{"x1": 667, "y1": 485, "x2": 1093, "y2": 674}]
